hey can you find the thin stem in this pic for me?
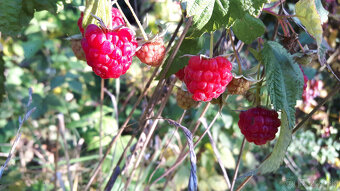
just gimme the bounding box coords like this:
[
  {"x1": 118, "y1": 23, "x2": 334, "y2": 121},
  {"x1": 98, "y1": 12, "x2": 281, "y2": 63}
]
[
  {"x1": 286, "y1": 21, "x2": 305, "y2": 51},
  {"x1": 57, "y1": 114, "x2": 73, "y2": 191},
  {"x1": 235, "y1": 175, "x2": 253, "y2": 191},
  {"x1": 123, "y1": 0, "x2": 148, "y2": 41},
  {"x1": 230, "y1": 137, "x2": 246, "y2": 191},
  {"x1": 228, "y1": 29, "x2": 242, "y2": 74},
  {"x1": 210, "y1": 32, "x2": 214, "y2": 58},
  {"x1": 99, "y1": 78, "x2": 105, "y2": 182},
  {"x1": 54, "y1": 120, "x2": 60, "y2": 191}
]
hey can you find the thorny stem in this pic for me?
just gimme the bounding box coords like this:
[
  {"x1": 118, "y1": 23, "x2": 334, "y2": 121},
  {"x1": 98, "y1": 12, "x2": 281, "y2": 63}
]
[
  {"x1": 262, "y1": 8, "x2": 296, "y2": 19},
  {"x1": 228, "y1": 29, "x2": 242, "y2": 74},
  {"x1": 230, "y1": 137, "x2": 246, "y2": 191},
  {"x1": 123, "y1": 0, "x2": 148, "y2": 41},
  {"x1": 235, "y1": 175, "x2": 253, "y2": 191}
]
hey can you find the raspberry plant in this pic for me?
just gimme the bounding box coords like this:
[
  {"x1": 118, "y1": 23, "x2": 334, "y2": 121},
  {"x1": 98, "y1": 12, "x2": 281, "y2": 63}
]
[{"x1": 0, "y1": 0, "x2": 339, "y2": 190}]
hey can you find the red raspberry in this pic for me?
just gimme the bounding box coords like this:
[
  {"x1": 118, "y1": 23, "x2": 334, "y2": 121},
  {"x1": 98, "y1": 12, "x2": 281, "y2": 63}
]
[
  {"x1": 81, "y1": 24, "x2": 137, "y2": 79},
  {"x1": 176, "y1": 88, "x2": 199, "y2": 110},
  {"x1": 77, "y1": 7, "x2": 126, "y2": 36},
  {"x1": 227, "y1": 77, "x2": 251, "y2": 95},
  {"x1": 136, "y1": 39, "x2": 166, "y2": 67},
  {"x1": 238, "y1": 107, "x2": 281, "y2": 145},
  {"x1": 175, "y1": 68, "x2": 185, "y2": 81},
  {"x1": 183, "y1": 56, "x2": 233, "y2": 101}
]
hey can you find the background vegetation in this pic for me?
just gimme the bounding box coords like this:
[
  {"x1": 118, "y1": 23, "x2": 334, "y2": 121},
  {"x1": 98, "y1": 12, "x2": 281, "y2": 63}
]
[{"x1": 0, "y1": 0, "x2": 339, "y2": 190}]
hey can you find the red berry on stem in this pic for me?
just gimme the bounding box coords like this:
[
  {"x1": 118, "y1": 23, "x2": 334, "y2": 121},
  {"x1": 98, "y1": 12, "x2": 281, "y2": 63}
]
[
  {"x1": 238, "y1": 107, "x2": 281, "y2": 145},
  {"x1": 81, "y1": 24, "x2": 137, "y2": 79},
  {"x1": 183, "y1": 56, "x2": 233, "y2": 101},
  {"x1": 136, "y1": 39, "x2": 166, "y2": 67}
]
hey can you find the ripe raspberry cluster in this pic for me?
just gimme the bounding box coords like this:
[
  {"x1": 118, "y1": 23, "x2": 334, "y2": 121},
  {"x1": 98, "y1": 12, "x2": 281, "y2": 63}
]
[
  {"x1": 227, "y1": 77, "x2": 251, "y2": 95},
  {"x1": 176, "y1": 88, "x2": 199, "y2": 110},
  {"x1": 81, "y1": 24, "x2": 137, "y2": 78},
  {"x1": 136, "y1": 39, "x2": 166, "y2": 67},
  {"x1": 238, "y1": 107, "x2": 281, "y2": 145},
  {"x1": 78, "y1": 8, "x2": 137, "y2": 79},
  {"x1": 183, "y1": 56, "x2": 233, "y2": 102}
]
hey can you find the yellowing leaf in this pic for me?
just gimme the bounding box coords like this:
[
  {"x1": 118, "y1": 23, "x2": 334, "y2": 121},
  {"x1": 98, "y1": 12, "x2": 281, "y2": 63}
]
[{"x1": 295, "y1": 0, "x2": 323, "y2": 45}]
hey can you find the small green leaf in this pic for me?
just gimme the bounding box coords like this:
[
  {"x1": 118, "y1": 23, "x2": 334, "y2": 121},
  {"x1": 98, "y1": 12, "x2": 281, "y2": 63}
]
[
  {"x1": 261, "y1": 41, "x2": 304, "y2": 128},
  {"x1": 232, "y1": 13, "x2": 265, "y2": 44},
  {"x1": 50, "y1": 76, "x2": 65, "y2": 89},
  {"x1": 82, "y1": 0, "x2": 112, "y2": 30}
]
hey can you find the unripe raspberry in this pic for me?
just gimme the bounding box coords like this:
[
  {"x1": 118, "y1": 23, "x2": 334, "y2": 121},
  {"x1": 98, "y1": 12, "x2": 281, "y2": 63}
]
[
  {"x1": 238, "y1": 107, "x2": 281, "y2": 145},
  {"x1": 81, "y1": 24, "x2": 137, "y2": 79},
  {"x1": 184, "y1": 56, "x2": 233, "y2": 101},
  {"x1": 176, "y1": 88, "x2": 199, "y2": 110},
  {"x1": 136, "y1": 39, "x2": 166, "y2": 67},
  {"x1": 227, "y1": 77, "x2": 251, "y2": 95},
  {"x1": 70, "y1": 39, "x2": 86, "y2": 61}
]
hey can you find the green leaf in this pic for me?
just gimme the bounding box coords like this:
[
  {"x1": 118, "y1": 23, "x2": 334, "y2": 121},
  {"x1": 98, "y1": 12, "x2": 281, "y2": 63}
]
[
  {"x1": 232, "y1": 13, "x2": 265, "y2": 44},
  {"x1": 186, "y1": 0, "x2": 269, "y2": 37},
  {"x1": 295, "y1": 0, "x2": 323, "y2": 45},
  {"x1": 260, "y1": 41, "x2": 304, "y2": 128},
  {"x1": 0, "y1": 0, "x2": 59, "y2": 36},
  {"x1": 68, "y1": 79, "x2": 83, "y2": 94},
  {"x1": 258, "y1": 111, "x2": 292, "y2": 174},
  {"x1": 50, "y1": 76, "x2": 65, "y2": 89}
]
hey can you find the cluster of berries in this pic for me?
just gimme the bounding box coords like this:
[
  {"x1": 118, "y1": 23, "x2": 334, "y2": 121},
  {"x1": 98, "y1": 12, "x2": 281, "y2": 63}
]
[{"x1": 73, "y1": 8, "x2": 166, "y2": 79}]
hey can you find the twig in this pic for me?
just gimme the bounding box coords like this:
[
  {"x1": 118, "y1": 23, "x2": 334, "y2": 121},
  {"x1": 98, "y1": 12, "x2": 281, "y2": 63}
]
[
  {"x1": 118, "y1": 87, "x2": 136, "y2": 114},
  {"x1": 284, "y1": 158, "x2": 308, "y2": 189},
  {"x1": 0, "y1": 88, "x2": 35, "y2": 180},
  {"x1": 199, "y1": 112, "x2": 231, "y2": 189},
  {"x1": 146, "y1": 110, "x2": 187, "y2": 186},
  {"x1": 235, "y1": 175, "x2": 252, "y2": 191},
  {"x1": 57, "y1": 114, "x2": 73, "y2": 191},
  {"x1": 114, "y1": 1, "x2": 132, "y2": 28},
  {"x1": 54, "y1": 120, "x2": 60, "y2": 191},
  {"x1": 230, "y1": 137, "x2": 246, "y2": 191},
  {"x1": 124, "y1": 78, "x2": 177, "y2": 189}
]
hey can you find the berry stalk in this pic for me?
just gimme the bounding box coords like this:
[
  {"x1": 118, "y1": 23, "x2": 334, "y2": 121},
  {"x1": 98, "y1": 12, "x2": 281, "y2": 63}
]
[
  {"x1": 228, "y1": 29, "x2": 242, "y2": 74},
  {"x1": 123, "y1": 0, "x2": 148, "y2": 41}
]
